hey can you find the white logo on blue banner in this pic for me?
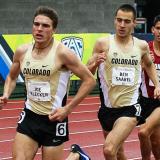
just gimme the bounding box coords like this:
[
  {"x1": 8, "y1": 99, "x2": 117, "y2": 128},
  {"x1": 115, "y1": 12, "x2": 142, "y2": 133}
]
[{"x1": 61, "y1": 37, "x2": 83, "y2": 60}]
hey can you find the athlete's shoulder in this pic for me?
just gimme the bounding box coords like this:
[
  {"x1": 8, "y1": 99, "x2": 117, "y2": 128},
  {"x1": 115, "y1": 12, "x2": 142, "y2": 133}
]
[
  {"x1": 12, "y1": 43, "x2": 31, "y2": 63},
  {"x1": 133, "y1": 37, "x2": 150, "y2": 58},
  {"x1": 57, "y1": 40, "x2": 74, "y2": 55},
  {"x1": 134, "y1": 37, "x2": 148, "y2": 49},
  {"x1": 14, "y1": 43, "x2": 31, "y2": 57},
  {"x1": 56, "y1": 40, "x2": 80, "y2": 67}
]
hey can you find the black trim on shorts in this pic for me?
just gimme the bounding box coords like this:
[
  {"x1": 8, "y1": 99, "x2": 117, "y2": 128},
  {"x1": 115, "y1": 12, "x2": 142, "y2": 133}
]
[
  {"x1": 138, "y1": 95, "x2": 160, "y2": 119},
  {"x1": 17, "y1": 108, "x2": 69, "y2": 147},
  {"x1": 98, "y1": 104, "x2": 144, "y2": 131}
]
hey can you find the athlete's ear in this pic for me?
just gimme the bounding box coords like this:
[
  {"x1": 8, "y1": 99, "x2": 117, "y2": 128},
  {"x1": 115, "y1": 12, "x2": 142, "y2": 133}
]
[{"x1": 151, "y1": 26, "x2": 155, "y2": 34}]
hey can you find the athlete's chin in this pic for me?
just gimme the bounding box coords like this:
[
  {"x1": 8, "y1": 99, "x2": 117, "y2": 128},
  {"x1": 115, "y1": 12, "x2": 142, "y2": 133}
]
[
  {"x1": 156, "y1": 37, "x2": 160, "y2": 42},
  {"x1": 34, "y1": 38, "x2": 46, "y2": 44},
  {"x1": 117, "y1": 32, "x2": 127, "y2": 38}
]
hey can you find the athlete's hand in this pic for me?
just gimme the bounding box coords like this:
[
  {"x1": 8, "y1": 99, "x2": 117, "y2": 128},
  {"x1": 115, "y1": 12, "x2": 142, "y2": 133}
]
[
  {"x1": 154, "y1": 86, "x2": 160, "y2": 99},
  {"x1": 0, "y1": 96, "x2": 8, "y2": 110},
  {"x1": 95, "y1": 52, "x2": 106, "y2": 65},
  {"x1": 48, "y1": 107, "x2": 70, "y2": 122}
]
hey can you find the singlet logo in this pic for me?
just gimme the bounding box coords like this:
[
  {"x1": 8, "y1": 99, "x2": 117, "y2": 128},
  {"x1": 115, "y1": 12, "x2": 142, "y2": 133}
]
[
  {"x1": 61, "y1": 37, "x2": 83, "y2": 60},
  {"x1": 23, "y1": 68, "x2": 50, "y2": 76},
  {"x1": 111, "y1": 58, "x2": 138, "y2": 65},
  {"x1": 113, "y1": 52, "x2": 118, "y2": 57},
  {"x1": 26, "y1": 61, "x2": 30, "y2": 66}
]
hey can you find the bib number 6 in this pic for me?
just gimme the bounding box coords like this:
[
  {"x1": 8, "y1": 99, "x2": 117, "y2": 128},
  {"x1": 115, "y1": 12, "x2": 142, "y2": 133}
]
[{"x1": 56, "y1": 122, "x2": 66, "y2": 136}]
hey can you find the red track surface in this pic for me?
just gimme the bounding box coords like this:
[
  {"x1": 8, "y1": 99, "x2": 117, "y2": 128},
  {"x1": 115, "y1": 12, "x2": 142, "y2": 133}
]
[{"x1": 0, "y1": 96, "x2": 151, "y2": 160}]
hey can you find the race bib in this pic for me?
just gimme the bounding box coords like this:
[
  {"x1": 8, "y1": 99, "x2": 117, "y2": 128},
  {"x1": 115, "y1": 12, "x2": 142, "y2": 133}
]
[
  {"x1": 28, "y1": 81, "x2": 51, "y2": 101},
  {"x1": 112, "y1": 67, "x2": 135, "y2": 86},
  {"x1": 149, "y1": 69, "x2": 160, "y2": 86},
  {"x1": 56, "y1": 122, "x2": 67, "y2": 136}
]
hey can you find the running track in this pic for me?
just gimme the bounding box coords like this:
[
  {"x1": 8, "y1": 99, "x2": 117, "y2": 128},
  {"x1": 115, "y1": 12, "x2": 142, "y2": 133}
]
[{"x1": 0, "y1": 96, "x2": 153, "y2": 160}]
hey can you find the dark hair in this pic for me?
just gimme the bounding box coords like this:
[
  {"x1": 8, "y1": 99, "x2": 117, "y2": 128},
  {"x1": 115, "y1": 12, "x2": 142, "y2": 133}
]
[
  {"x1": 115, "y1": 4, "x2": 136, "y2": 20},
  {"x1": 33, "y1": 6, "x2": 58, "y2": 28},
  {"x1": 153, "y1": 15, "x2": 160, "y2": 26}
]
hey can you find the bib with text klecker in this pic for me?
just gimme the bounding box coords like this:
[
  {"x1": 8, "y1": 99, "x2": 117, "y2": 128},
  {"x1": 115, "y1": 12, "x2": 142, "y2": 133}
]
[
  {"x1": 112, "y1": 67, "x2": 135, "y2": 86},
  {"x1": 28, "y1": 81, "x2": 51, "y2": 101}
]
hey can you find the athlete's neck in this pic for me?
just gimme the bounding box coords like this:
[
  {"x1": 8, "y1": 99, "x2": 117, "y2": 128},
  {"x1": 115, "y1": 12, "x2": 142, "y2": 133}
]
[
  {"x1": 114, "y1": 34, "x2": 134, "y2": 52},
  {"x1": 154, "y1": 40, "x2": 160, "y2": 51},
  {"x1": 115, "y1": 34, "x2": 132, "y2": 45},
  {"x1": 34, "y1": 38, "x2": 53, "y2": 50}
]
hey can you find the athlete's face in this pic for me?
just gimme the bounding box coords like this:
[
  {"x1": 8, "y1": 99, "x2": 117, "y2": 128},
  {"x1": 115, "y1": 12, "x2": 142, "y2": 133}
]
[
  {"x1": 152, "y1": 21, "x2": 160, "y2": 42},
  {"x1": 32, "y1": 15, "x2": 55, "y2": 44},
  {"x1": 114, "y1": 10, "x2": 136, "y2": 38}
]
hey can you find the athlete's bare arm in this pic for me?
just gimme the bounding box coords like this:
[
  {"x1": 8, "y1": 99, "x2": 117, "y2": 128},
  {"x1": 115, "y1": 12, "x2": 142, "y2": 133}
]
[
  {"x1": 141, "y1": 40, "x2": 160, "y2": 98},
  {"x1": 0, "y1": 45, "x2": 28, "y2": 109},
  {"x1": 87, "y1": 37, "x2": 108, "y2": 74},
  {"x1": 49, "y1": 43, "x2": 96, "y2": 121}
]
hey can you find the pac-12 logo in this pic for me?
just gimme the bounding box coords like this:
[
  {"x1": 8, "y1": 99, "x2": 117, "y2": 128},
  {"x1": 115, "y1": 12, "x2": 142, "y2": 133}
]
[{"x1": 61, "y1": 37, "x2": 83, "y2": 60}]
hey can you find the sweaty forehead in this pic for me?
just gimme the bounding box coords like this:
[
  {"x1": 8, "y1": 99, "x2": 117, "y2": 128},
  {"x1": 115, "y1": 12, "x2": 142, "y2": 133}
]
[
  {"x1": 116, "y1": 10, "x2": 134, "y2": 21},
  {"x1": 34, "y1": 15, "x2": 52, "y2": 25}
]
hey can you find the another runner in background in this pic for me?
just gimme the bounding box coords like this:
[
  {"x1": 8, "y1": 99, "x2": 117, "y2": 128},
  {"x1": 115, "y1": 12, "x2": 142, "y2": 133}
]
[
  {"x1": 138, "y1": 14, "x2": 160, "y2": 160},
  {"x1": 87, "y1": 4, "x2": 160, "y2": 160}
]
